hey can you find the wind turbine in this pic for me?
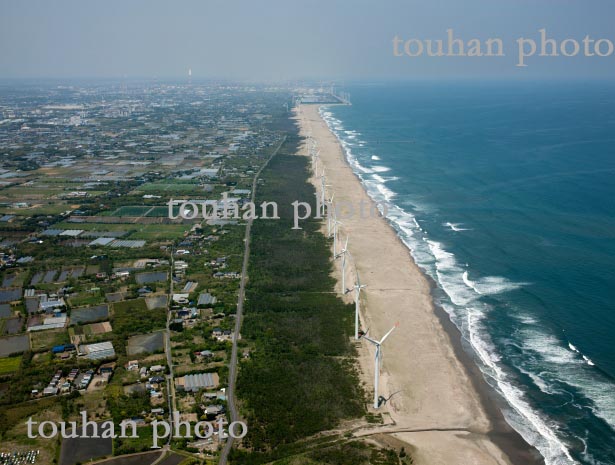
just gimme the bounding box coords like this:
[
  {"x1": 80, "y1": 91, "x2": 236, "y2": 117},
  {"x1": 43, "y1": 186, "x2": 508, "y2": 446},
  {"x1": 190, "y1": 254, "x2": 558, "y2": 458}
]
[
  {"x1": 312, "y1": 150, "x2": 320, "y2": 173},
  {"x1": 363, "y1": 323, "x2": 399, "y2": 409},
  {"x1": 332, "y1": 219, "x2": 342, "y2": 258},
  {"x1": 335, "y1": 235, "x2": 349, "y2": 293},
  {"x1": 319, "y1": 169, "x2": 327, "y2": 216},
  {"x1": 326, "y1": 192, "x2": 335, "y2": 237},
  {"x1": 353, "y1": 266, "x2": 366, "y2": 339}
]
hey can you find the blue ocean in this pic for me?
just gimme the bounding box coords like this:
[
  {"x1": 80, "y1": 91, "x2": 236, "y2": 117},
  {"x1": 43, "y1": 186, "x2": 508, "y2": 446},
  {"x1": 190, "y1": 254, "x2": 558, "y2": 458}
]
[{"x1": 322, "y1": 82, "x2": 615, "y2": 465}]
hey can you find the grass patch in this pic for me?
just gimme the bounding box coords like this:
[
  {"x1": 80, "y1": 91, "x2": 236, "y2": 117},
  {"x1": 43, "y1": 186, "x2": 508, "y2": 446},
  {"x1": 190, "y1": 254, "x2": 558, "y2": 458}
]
[
  {"x1": 113, "y1": 426, "x2": 155, "y2": 455},
  {"x1": 127, "y1": 224, "x2": 190, "y2": 241},
  {"x1": 30, "y1": 329, "x2": 69, "y2": 352},
  {"x1": 0, "y1": 355, "x2": 21, "y2": 374}
]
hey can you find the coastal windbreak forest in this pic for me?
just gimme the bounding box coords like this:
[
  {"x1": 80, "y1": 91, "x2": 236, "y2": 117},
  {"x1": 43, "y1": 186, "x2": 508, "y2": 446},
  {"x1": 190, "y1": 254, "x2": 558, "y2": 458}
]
[{"x1": 233, "y1": 121, "x2": 405, "y2": 464}]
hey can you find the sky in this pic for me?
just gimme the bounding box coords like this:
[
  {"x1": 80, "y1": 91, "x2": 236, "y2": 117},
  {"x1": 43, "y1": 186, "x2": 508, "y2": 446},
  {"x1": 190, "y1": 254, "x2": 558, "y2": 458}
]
[{"x1": 1, "y1": 0, "x2": 615, "y2": 81}]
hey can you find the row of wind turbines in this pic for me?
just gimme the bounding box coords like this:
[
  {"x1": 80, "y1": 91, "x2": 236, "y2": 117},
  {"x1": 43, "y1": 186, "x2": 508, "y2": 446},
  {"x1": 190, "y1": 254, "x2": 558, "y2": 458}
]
[{"x1": 307, "y1": 132, "x2": 398, "y2": 410}]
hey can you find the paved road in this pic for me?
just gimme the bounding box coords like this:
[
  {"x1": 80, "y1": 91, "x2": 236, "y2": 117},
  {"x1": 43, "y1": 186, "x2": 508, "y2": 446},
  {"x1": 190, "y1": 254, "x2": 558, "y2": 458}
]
[
  {"x1": 165, "y1": 249, "x2": 177, "y2": 445},
  {"x1": 219, "y1": 137, "x2": 285, "y2": 465}
]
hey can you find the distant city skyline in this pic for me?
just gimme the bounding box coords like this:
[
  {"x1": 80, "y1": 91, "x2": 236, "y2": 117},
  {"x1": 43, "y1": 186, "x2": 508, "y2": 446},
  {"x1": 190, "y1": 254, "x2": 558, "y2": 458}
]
[{"x1": 1, "y1": 0, "x2": 615, "y2": 80}]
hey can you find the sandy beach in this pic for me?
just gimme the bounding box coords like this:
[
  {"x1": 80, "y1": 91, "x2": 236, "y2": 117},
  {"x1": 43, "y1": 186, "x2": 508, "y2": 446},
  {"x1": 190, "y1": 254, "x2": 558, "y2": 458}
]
[{"x1": 296, "y1": 104, "x2": 543, "y2": 465}]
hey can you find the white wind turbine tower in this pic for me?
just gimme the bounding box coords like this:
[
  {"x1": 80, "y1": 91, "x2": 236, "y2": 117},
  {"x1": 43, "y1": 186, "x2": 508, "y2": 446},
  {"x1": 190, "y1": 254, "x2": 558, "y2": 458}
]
[
  {"x1": 332, "y1": 218, "x2": 342, "y2": 258},
  {"x1": 352, "y1": 265, "x2": 366, "y2": 339},
  {"x1": 363, "y1": 323, "x2": 399, "y2": 409},
  {"x1": 319, "y1": 168, "x2": 328, "y2": 216},
  {"x1": 326, "y1": 192, "x2": 335, "y2": 237},
  {"x1": 335, "y1": 235, "x2": 349, "y2": 293},
  {"x1": 312, "y1": 150, "x2": 320, "y2": 171}
]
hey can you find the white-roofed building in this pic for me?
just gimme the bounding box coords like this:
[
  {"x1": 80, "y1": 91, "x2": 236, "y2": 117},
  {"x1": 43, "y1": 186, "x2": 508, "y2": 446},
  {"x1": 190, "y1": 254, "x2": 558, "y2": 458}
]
[{"x1": 79, "y1": 341, "x2": 116, "y2": 360}]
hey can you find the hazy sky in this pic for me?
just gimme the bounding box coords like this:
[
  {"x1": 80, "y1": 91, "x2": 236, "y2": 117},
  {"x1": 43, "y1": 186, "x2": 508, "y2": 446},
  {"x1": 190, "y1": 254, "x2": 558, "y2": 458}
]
[{"x1": 1, "y1": 0, "x2": 615, "y2": 80}]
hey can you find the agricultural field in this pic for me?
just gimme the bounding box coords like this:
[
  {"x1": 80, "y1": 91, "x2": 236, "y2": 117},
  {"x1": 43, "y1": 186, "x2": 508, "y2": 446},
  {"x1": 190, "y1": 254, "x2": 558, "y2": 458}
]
[
  {"x1": 0, "y1": 355, "x2": 21, "y2": 374},
  {"x1": 127, "y1": 224, "x2": 191, "y2": 241},
  {"x1": 0, "y1": 334, "x2": 29, "y2": 357},
  {"x1": 145, "y1": 295, "x2": 168, "y2": 310},
  {"x1": 58, "y1": 423, "x2": 113, "y2": 465},
  {"x1": 93, "y1": 451, "x2": 164, "y2": 465},
  {"x1": 3, "y1": 202, "x2": 74, "y2": 216},
  {"x1": 70, "y1": 304, "x2": 110, "y2": 324},
  {"x1": 111, "y1": 206, "x2": 153, "y2": 217},
  {"x1": 30, "y1": 328, "x2": 69, "y2": 351},
  {"x1": 127, "y1": 331, "x2": 165, "y2": 356},
  {"x1": 136, "y1": 181, "x2": 203, "y2": 195},
  {"x1": 69, "y1": 321, "x2": 112, "y2": 343},
  {"x1": 112, "y1": 299, "x2": 167, "y2": 357}
]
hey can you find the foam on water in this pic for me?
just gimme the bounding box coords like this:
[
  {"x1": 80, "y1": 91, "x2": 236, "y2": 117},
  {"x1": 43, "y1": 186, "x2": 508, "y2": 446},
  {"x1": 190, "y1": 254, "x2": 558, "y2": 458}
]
[
  {"x1": 467, "y1": 307, "x2": 577, "y2": 465},
  {"x1": 444, "y1": 221, "x2": 471, "y2": 231},
  {"x1": 520, "y1": 329, "x2": 615, "y2": 431}
]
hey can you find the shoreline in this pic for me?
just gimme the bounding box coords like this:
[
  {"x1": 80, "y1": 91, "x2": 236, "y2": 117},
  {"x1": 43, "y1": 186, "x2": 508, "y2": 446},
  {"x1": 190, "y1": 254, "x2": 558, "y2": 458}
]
[{"x1": 296, "y1": 103, "x2": 544, "y2": 465}]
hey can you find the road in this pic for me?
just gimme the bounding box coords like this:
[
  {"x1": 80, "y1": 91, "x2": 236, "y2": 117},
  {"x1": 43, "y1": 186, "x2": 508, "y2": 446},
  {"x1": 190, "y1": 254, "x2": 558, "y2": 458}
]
[
  {"x1": 165, "y1": 248, "x2": 177, "y2": 445},
  {"x1": 219, "y1": 137, "x2": 285, "y2": 465}
]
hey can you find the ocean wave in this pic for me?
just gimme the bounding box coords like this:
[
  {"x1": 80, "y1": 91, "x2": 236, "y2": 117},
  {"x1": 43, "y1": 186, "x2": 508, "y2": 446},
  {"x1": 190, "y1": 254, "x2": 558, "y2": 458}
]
[
  {"x1": 364, "y1": 179, "x2": 396, "y2": 202},
  {"x1": 371, "y1": 165, "x2": 391, "y2": 173},
  {"x1": 444, "y1": 221, "x2": 470, "y2": 231},
  {"x1": 371, "y1": 155, "x2": 381, "y2": 160},
  {"x1": 372, "y1": 174, "x2": 400, "y2": 184},
  {"x1": 467, "y1": 308, "x2": 578, "y2": 465},
  {"x1": 521, "y1": 329, "x2": 615, "y2": 433}
]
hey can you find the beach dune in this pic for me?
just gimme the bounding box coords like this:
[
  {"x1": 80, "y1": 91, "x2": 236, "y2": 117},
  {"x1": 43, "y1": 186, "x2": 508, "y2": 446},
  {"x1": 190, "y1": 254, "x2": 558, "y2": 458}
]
[{"x1": 296, "y1": 104, "x2": 542, "y2": 465}]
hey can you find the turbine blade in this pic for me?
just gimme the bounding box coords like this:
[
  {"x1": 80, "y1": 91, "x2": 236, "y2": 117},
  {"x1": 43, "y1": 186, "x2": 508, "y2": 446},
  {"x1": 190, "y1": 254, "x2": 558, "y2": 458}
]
[
  {"x1": 362, "y1": 336, "x2": 378, "y2": 345},
  {"x1": 379, "y1": 322, "x2": 399, "y2": 344}
]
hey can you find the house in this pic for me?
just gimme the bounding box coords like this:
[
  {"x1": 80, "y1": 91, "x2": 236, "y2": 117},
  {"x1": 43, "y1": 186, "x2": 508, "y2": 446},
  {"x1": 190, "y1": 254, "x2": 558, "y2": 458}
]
[
  {"x1": 150, "y1": 365, "x2": 165, "y2": 373},
  {"x1": 204, "y1": 405, "x2": 225, "y2": 419},
  {"x1": 212, "y1": 328, "x2": 222, "y2": 337},
  {"x1": 126, "y1": 360, "x2": 139, "y2": 371},
  {"x1": 99, "y1": 362, "x2": 115, "y2": 375},
  {"x1": 43, "y1": 386, "x2": 59, "y2": 396},
  {"x1": 172, "y1": 293, "x2": 189, "y2": 304}
]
